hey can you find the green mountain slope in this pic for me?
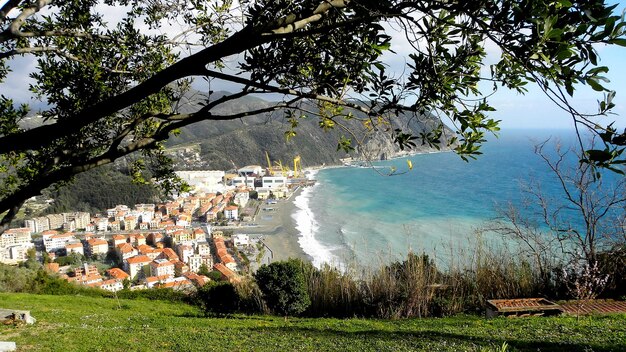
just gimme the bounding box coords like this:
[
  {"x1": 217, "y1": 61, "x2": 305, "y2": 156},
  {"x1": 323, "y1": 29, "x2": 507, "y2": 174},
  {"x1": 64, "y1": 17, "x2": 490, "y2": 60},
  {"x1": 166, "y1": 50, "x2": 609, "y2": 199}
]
[{"x1": 168, "y1": 91, "x2": 449, "y2": 170}]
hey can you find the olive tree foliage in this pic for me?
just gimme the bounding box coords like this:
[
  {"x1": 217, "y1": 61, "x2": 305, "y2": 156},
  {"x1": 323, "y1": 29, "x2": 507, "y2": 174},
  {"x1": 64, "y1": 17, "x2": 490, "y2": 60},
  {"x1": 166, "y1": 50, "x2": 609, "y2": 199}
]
[{"x1": 1, "y1": 0, "x2": 625, "y2": 231}]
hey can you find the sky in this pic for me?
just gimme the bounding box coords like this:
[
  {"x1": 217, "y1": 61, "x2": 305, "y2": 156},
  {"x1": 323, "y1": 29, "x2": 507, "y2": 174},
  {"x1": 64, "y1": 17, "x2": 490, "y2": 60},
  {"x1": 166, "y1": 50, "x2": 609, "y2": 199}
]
[{"x1": 1, "y1": 1, "x2": 625, "y2": 131}]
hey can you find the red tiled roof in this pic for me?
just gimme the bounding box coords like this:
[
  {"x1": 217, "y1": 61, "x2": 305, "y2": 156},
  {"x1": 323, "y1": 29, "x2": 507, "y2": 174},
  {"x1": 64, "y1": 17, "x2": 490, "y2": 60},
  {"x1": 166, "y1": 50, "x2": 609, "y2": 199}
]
[
  {"x1": 107, "y1": 268, "x2": 130, "y2": 280},
  {"x1": 126, "y1": 255, "x2": 152, "y2": 265},
  {"x1": 213, "y1": 263, "x2": 239, "y2": 282},
  {"x1": 88, "y1": 238, "x2": 108, "y2": 246}
]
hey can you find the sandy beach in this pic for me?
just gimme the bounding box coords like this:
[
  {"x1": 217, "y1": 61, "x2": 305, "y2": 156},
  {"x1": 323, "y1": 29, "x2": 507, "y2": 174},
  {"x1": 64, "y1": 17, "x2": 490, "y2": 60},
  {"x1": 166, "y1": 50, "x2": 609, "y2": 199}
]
[{"x1": 234, "y1": 186, "x2": 311, "y2": 262}]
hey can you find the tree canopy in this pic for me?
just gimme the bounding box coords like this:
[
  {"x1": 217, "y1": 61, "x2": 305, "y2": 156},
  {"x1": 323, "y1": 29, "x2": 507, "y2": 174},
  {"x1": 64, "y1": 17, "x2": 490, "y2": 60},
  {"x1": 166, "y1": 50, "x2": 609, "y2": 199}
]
[{"x1": 1, "y1": 0, "x2": 625, "y2": 231}]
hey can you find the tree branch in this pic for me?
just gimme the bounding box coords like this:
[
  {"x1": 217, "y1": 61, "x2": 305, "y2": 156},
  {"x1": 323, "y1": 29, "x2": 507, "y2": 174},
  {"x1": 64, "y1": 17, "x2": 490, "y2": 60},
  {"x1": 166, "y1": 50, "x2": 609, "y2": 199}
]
[
  {"x1": 0, "y1": 0, "x2": 24, "y2": 21},
  {"x1": 0, "y1": 0, "x2": 52, "y2": 42},
  {"x1": 203, "y1": 69, "x2": 374, "y2": 116}
]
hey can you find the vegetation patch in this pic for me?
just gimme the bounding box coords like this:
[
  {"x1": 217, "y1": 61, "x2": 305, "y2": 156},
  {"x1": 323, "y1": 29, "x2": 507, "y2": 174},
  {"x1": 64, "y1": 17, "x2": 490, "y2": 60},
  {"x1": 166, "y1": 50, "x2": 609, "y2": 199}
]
[{"x1": 0, "y1": 293, "x2": 625, "y2": 352}]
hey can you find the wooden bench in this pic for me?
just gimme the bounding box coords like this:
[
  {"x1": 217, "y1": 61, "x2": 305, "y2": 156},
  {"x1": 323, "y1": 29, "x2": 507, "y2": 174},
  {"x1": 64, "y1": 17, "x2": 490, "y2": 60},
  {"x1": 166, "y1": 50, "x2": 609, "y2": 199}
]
[{"x1": 486, "y1": 298, "x2": 563, "y2": 317}]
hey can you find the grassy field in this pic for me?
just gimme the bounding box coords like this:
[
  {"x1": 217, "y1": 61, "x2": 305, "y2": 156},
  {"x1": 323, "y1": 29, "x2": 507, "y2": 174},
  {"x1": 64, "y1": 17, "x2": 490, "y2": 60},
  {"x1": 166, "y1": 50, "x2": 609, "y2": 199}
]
[{"x1": 0, "y1": 293, "x2": 625, "y2": 352}]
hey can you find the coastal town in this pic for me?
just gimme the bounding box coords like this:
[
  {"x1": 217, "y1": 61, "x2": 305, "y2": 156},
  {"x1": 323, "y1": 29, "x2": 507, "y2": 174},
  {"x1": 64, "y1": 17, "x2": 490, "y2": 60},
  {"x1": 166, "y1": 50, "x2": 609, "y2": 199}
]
[{"x1": 0, "y1": 164, "x2": 314, "y2": 293}]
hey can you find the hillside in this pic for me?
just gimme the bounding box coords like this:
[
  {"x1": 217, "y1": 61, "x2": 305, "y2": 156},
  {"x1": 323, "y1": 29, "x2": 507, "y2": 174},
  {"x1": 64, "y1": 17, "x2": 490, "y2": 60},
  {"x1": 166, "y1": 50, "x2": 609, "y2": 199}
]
[
  {"x1": 17, "y1": 92, "x2": 450, "y2": 170},
  {"x1": 1, "y1": 293, "x2": 625, "y2": 351},
  {"x1": 40, "y1": 165, "x2": 159, "y2": 215},
  {"x1": 168, "y1": 91, "x2": 450, "y2": 170}
]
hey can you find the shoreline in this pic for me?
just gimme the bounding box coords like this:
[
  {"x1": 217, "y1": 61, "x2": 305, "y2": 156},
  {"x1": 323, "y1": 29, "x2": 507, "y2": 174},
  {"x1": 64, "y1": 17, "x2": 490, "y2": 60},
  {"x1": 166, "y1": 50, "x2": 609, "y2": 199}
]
[
  {"x1": 235, "y1": 148, "x2": 452, "y2": 266},
  {"x1": 234, "y1": 186, "x2": 311, "y2": 262}
]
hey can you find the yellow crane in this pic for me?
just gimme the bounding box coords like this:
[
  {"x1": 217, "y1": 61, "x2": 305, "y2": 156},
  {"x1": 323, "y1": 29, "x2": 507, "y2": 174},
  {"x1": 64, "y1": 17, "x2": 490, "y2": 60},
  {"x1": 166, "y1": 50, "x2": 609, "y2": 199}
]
[
  {"x1": 273, "y1": 160, "x2": 289, "y2": 177},
  {"x1": 293, "y1": 155, "x2": 302, "y2": 178},
  {"x1": 265, "y1": 151, "x2": 273, "y2": 176}
]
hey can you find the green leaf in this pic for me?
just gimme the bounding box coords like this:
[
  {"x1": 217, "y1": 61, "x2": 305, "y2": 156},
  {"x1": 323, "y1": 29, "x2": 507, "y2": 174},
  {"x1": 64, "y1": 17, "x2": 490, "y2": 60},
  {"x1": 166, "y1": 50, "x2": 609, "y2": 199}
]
[{"x1": 609, "y1": 38, "x2": 626, "y2": 46}]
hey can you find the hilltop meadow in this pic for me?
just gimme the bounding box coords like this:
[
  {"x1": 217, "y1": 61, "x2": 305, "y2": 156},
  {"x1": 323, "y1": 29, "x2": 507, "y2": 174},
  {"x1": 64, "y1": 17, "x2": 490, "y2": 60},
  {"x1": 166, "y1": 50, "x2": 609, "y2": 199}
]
[{"x1": 0, "y1": 293, "x2": 625, "y2": 352}]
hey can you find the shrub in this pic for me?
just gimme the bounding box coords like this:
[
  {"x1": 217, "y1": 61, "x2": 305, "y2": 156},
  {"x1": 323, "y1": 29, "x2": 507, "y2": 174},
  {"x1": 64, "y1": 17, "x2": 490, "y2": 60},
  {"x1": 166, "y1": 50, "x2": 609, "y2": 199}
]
[
  {"x1": 254, "y1": 259, "x2": 310, "y2": 317},
  {"x1": 234, "y1": 278, "x2": 267, "y2": 315},
  {"x1": 29, "y1": 270, "x2": 110, "y2": 297},
  {"x1": 0, "y1": 264, "x2": 38, "y2": 292},
  {"x1": 301, "y1": 261, "x2": 363, "y2": 318},
  {"x1": 194, "y1": 281, "x2": 240, "y2": 316}
]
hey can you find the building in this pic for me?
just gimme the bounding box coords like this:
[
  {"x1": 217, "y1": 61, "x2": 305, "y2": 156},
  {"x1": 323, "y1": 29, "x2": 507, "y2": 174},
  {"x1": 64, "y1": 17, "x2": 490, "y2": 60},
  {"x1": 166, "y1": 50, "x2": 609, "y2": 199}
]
[
  {"x1": 149, "y1": 218, "x2": 161, "y2": 229},
  {"x1": 135, "y1": 204, "x2": 155, "y2": 223},
  {"x1": 107, "y1": 205, "x2": 129, "y2": 218},
  {"x1": 62, "y1": 221, "x2": 76, "y2": 232},
  {"x1": 196, "y1": 241, "x2": 211, "y2": 256},
  {"x1": 187, "y1": 254, "x2": 203, "y2": 273},
  {"x1": 146, "y1": 232, "x2": 164, "y2": 246},
  {"x1": 111, "y1": 234, "x2": 127, "y2": 247},
  {"x1": 94, "y1": 217, "x2": 108, "y2": 232},
  {"x1": 255, "y1": 188, "x2": 271, "y2": 200},
  {"x1": 137, "y1": 244, "x2": 160, "y2": 260},
  {"x1": 176, "y1": 244, "x2": 194, "y2": 264},
  {"x1": 233, "y1": 191, "x2": 249, "y2": 207},
  {"x1": 224, "y1": 206, "x2": 239, "y2": 220},
  {"x1": 144, "y1": 275, "x2": 172, "y2": 288},
  {"x1": 159, "y1": 248, "x2": 179, "y2": 262},
  {"x1": 65, "y1": 212, "x2": 90, "y2": 230},
  {"x1": 65, "y1": 242, "x2": 84, "y2": 256},
  {"x1": 116, "y1": 242, "x2": 137, "y2": 261},
  {"x1": 46, "y1": 214, "x2": 66, "y2": 230},
  {"x1": 109, "y1": 220, "x2": 121, "y2": 232},
  {"x1": 123, "y1": 216, "x2": 137, "y2": 231},
  {"x1": 175, "y1": 170, "x2": 225, "y2": 193},
  {"x1": 232, "y1": 234, "x2": 250, "y2": 247},
  {"x1": 129, "y1": 234, "x2": 146, "y2": 246},
  {"x1": 191, "y1": 228, "x2": 206, "y2": 242},
  {"x1": 231, "y1": 176, "x2": 255, "y2": 189},
  {"x1": 107, "y1": 268, "x2": 130, "y2": 281},
  {"x1": 222, "y1": 255, "x2": 237, "y2": 271},
  {"x1": 97, "y1": 279, "x2": 124, "y2": 292},
  {"x1": 86, "y1": 238, "x2": 109, "y2": 257},
  {"x1": 0, "y1": 228, "x2": 32, "y2": 247},
  {"x1": 0, "y1": 238, "x2": 34, "y2": 264},
  {"x1": 170, "y1": 229, "x2": 190, "y2": 244},
  {"x1": 183, "y1": 272, "x2": 209, "y2": 286},
  {"x1": 135, "y1": 203, "x2": 156, "y2": 213},
  {"x1": 237, "y1": 165, "x2": 263, "y2": 177},
  {"x1": 176, "y1": 214, "x2": 191, "y2": 228},
  {"x1": 261, "y1": 176, "x2": 287, "y2": 189},
  {"x1": 201, "y1": 254, "x2": 213, "y2": 269},
  {"x1": 24, "y1": 216, "x2": 50, "y2": 233},
  {"x1": 174, "y1": 261, "x2": 189, "y2": 275},
  {"x1": 44, "y1": 233, "x2": 76, "y2": 253},
  {"x1": 213, "y1": 263, "x2": 240, "y2": 283},
  {"x1": 125, "y1": 255, "x2": 152, "y2": 281},
  {"x1": 150, "y1": 259, "x2": 175, "y2": 278}
]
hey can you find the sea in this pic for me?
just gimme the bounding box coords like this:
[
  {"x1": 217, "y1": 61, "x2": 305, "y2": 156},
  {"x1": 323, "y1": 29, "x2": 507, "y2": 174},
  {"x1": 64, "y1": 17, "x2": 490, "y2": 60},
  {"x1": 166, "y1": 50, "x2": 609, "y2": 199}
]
[{"x1": 292, "y1": 129, "x2": 620, "y2": 269}]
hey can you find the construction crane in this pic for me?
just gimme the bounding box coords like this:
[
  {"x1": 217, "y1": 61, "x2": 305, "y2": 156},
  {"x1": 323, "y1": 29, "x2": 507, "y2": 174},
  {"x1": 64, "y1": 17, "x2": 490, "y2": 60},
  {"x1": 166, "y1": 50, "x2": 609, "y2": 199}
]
[
  {"x1": 265, "y1": 151, "x2": 273, "y2": 176},
  {"x1": 273, "y1": 160, "x2": 289, "y2": 177},
  {"x1": 293, "y1": 155, "x2": 302, "y2": 178}
]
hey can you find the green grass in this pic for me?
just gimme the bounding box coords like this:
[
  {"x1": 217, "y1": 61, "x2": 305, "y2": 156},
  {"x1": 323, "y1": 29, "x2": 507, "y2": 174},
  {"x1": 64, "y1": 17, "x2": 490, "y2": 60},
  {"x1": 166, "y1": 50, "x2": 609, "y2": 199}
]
[{"x1": 0, "y1": 293, "x2": 625, "y2": 352}]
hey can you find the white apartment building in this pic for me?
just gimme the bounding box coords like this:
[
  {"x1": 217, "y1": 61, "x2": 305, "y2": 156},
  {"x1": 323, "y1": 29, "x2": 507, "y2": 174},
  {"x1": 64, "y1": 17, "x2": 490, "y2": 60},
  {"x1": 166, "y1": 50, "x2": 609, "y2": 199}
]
[
  {"x1": 150, "y1": 259, "x2": 175, "y2": 278},
  {"x1": 261, "y1": 176, "x2": 287, "y2": 189}
]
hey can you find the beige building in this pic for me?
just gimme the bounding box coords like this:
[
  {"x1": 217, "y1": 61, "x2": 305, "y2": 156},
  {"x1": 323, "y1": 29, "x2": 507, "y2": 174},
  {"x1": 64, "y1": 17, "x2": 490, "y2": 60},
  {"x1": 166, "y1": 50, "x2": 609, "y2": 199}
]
[
  {"x1": 86, "y1": 238, "x2": 108, "y2": 256},
  {"x1": 125, "y1": 255, "x2": 152, "y2": 281},
  {"x1": 150, "y1": 259, "x2": 175, "y2": 278}
]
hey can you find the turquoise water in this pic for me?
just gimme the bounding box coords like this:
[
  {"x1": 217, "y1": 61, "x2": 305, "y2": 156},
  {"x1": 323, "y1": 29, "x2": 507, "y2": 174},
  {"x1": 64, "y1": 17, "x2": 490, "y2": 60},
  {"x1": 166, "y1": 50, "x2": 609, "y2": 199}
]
[{"x1": 293, "y1": 129, "x2": 616, "y2": 268}]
